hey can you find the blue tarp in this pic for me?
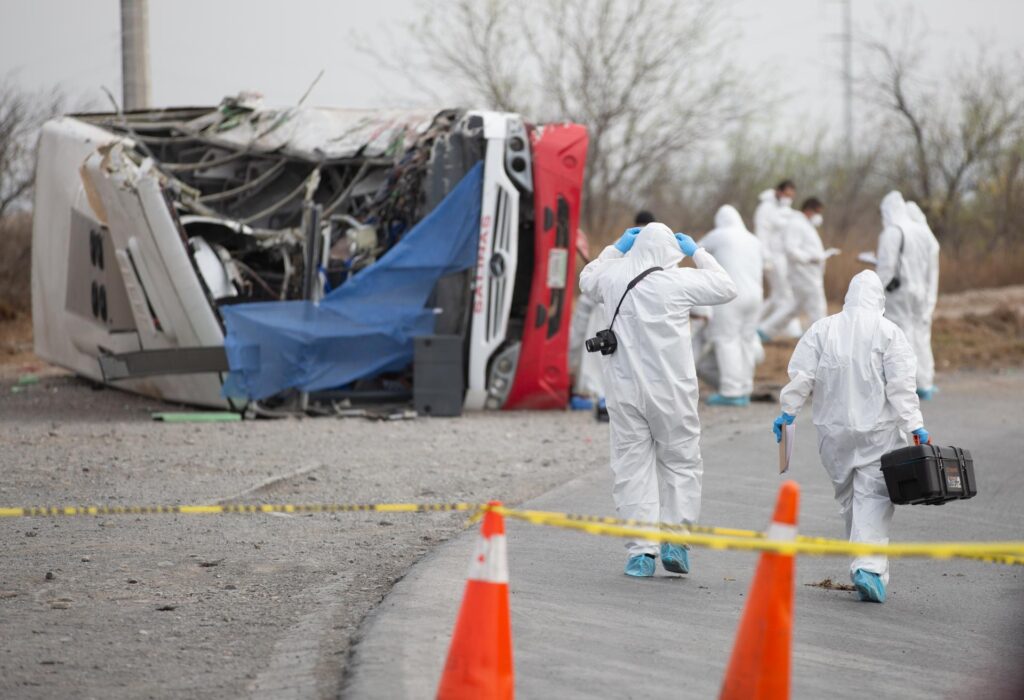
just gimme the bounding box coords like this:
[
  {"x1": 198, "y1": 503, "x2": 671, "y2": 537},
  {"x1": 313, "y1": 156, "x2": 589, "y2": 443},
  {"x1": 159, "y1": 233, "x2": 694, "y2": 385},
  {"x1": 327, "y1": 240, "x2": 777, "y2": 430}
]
[{"x1": 221, "y1": 162, "x2": 482, "y2": 400}]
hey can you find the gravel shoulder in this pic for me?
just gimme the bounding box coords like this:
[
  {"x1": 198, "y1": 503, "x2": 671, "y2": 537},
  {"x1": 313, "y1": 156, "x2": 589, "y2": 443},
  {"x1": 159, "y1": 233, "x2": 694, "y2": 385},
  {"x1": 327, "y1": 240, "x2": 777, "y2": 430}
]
[{"x1": 0, "y1": 375, "x2": 609, "y2": 699}]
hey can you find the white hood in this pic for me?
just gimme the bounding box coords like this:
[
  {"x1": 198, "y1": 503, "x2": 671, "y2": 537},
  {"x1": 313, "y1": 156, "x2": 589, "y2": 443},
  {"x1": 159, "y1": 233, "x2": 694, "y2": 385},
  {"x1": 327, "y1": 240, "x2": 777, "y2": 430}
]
[
  {"x1": 906, "y1": 201, "x2": 927, "y2": 225},
  {"x1": 880, "y1": 190, "x2": 910, "y2": 229},
  {"x1": 714, "y1": 204, "x2": 746, "y2": 230},
  {"x1": 626, "y1": 222, "x2": 683, "y2": 272},
  {"x1": 758, "y1": 189, "x2": 776, "y2": 204},
  {"x1": 843, "y1": 270, "x2": 886, "y2": 314}
]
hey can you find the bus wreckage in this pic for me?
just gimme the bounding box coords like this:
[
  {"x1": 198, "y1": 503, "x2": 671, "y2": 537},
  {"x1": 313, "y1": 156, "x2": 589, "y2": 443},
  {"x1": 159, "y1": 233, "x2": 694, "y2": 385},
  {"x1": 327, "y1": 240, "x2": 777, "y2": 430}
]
[{"x1": 31, "y1": 95, "x2": 588, "y2": 414}]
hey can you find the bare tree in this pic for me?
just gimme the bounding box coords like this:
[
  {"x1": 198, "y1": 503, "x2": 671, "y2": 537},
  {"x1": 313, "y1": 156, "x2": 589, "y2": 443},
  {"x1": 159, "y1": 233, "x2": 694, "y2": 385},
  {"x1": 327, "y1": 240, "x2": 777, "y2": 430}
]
[
  {"x1": 397, "y1": 0, "x2": 748, "y2": 237},
  {"x1": 861, "y1": 15, "x2": 1024, "y2": 241},
  {"x1": 0, "y1": 80, "x2": 66, "y2": 219}
]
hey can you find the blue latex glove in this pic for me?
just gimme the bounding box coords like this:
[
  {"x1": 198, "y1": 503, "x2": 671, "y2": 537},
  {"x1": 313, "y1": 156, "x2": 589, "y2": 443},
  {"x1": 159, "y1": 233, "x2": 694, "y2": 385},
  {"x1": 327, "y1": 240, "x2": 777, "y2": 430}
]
[
  {"x1": 773, "y1": 412, "x2": 795, "y2": 443},
  {"x1": 912, "y1": 427, "x2": 930, "y2": 445},
  {"x1": 614, "y1": 227, "x2": 642, "y2": 254},
  {"x1": 674, "y1": 232, "x2": 698, "y2": 257}
]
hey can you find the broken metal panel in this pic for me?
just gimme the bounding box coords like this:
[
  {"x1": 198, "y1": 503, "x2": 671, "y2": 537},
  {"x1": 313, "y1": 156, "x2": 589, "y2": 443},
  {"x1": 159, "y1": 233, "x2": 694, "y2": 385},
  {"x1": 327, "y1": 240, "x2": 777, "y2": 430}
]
[
  {"x1": 77, "y1": 142, "x2": 228, "y2": 407},
  {"x1": 98, "y1": 346, "x2": 228, "y2": 381},
  {"x1": 81, "y1": 145, "x2": 223, "y2": 349},
  {"x1": 31, "y1": 118, "x2": 138, "y2": 379},
  {"x1": 178, "y1": 102, "x2": 437, "y2": 161}
]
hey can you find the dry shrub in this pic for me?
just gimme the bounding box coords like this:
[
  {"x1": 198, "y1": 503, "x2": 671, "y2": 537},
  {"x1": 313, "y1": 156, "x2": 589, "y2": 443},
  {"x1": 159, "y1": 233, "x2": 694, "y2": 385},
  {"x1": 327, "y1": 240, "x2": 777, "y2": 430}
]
[
  {"x1": 822, "y1": 225, "x2": 1024, "y2": 302},
  {"x1": 933, "y1": 305, "x2": 1024, "y2": 371},
  {"x1": 936, "y1": 246, "x2": 1024, "y2": 294},
  {"x1": 754, "y1": 304, "x2": 1024, "y2": 387},
  {"x1": 0, "y1": 212, "x2": 31, "y2": 316}
]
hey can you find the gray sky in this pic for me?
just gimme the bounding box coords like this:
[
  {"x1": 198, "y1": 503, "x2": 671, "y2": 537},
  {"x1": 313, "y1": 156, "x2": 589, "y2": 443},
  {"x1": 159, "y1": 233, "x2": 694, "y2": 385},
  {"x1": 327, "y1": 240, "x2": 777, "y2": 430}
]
[{"x1": 2, "y1": 0, "x2": 1022, "y2": 131}]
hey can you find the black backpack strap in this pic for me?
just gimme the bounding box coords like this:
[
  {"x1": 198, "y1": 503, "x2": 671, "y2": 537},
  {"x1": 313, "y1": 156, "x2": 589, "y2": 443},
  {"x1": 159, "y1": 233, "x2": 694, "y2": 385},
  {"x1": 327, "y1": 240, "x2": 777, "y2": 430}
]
[{"x1": 608, "y1": 266, "x2": 663, "y2": 332}]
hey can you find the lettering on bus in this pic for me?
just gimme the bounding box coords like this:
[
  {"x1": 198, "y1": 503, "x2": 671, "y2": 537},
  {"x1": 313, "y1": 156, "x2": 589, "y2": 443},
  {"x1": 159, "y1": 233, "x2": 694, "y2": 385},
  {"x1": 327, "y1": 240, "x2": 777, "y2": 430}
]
[{"x1": 474, "y1": 215, "x2": 492, "y2": 314}]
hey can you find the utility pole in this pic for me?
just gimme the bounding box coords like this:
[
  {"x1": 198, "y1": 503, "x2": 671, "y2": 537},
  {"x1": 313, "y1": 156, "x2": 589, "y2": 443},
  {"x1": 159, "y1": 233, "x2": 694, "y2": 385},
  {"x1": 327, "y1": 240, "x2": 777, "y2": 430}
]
[
  {"x1": 120, "y1": 0, "x2": 151, "y2": 111},
  {"x1": 841, "y1": 0, "x2": 853, "y2": 158}
]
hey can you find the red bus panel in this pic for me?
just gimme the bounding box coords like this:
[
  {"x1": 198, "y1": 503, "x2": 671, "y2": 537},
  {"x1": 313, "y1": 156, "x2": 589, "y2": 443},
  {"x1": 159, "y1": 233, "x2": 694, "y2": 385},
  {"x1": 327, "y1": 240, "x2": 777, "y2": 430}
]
[{"x1": 503, "y1": 124, "x2": 588, "y2": 409}]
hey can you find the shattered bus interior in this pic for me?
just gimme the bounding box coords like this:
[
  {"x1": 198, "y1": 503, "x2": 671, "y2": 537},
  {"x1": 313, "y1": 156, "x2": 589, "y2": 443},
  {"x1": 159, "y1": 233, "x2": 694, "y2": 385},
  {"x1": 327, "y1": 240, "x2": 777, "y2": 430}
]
[{"x1": 31, "y1": 96, "x2": 588, "y2": 414}]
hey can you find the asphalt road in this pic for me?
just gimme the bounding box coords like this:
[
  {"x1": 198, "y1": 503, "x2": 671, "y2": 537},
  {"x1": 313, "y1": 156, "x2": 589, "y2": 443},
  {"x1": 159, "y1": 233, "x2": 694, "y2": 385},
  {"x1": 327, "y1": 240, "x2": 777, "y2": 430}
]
[{"x1": 345, "y1": 370, "x2": 1024, "y2": 699}]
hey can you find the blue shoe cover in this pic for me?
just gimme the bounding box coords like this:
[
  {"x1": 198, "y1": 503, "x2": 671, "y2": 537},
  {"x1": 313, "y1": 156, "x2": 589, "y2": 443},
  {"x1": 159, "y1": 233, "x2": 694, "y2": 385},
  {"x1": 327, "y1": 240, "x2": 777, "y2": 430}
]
[
  {"x1": 757, "y1": 329, "x2": 771, "y2": 343},
  {"x1": 852, "y1": 569, "x2": 886, "y2": 603},
  {"x1": 916, "y1": 387, "x2": 937, "y2": 400},
  {"x1": 707, "y1": 393, "x2": 750, "y2": 407},
  {"x1": 660, "y1": 543, "x2": 690, "y2": 574},
  {"x1": 570, "y1": 395, "x2": 594, "y2": 410},
  {"x1": 625, "y1": 554, "x2": 656, "y2": 577}
]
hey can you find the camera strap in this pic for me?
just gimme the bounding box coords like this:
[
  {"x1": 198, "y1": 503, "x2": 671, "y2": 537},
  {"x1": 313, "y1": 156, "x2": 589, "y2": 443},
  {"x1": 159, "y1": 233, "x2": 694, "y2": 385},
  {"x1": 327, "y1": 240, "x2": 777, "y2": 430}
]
[
  {"x1": 888, "y1": 226, "x2": 905, "y2": 289},
  {"x1": 608, "y1": 266, "x2": 663, "y2": 332}
]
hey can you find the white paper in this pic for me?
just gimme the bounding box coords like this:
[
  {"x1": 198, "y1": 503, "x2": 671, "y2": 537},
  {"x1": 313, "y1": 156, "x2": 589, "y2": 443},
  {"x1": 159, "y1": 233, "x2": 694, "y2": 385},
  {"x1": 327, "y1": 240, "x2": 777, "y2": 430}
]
[
  {"x1": 779, "y1": 423, "x2": 796, "y2": 474},
  {"x1": 824, "y1": 247, "x2": 842, "y2": 259},
  {"x1": 857, "y1": 251, "x2": 878, "y2": 266}
]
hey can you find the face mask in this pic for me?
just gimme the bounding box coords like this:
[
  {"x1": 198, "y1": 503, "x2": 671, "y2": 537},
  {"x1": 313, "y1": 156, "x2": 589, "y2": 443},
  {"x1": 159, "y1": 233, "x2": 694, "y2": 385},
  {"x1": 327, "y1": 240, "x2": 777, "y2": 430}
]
[
  {"x1": 809, "y1": 213, "x2": 824, "y2": 228},
  {"x1": 779, "y1": 196, "x2": 793, "y2": 208}
]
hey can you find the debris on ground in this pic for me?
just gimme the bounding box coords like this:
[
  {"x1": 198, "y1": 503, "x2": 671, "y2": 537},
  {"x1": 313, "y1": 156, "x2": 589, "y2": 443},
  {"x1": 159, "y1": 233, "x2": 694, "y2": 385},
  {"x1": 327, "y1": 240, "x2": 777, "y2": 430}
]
[{"x1": 804, "y1": 577, "x2": 856, "y2": 591}]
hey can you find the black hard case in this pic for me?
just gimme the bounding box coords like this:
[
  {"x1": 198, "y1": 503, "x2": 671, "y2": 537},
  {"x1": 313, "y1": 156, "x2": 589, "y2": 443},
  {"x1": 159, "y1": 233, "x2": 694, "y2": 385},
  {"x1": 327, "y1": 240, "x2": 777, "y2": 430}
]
[{"x1": 880, "y1": 444, "x2": 977, "y2": 505}]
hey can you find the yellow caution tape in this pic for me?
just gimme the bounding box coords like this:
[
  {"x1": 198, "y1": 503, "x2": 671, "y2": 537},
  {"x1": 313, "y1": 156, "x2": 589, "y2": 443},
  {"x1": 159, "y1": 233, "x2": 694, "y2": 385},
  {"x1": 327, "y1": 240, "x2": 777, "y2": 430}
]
[
  {"x1": 502, "y1": 508, "x2": 1024, "y2": 565},
  {"x1": 0, "y1": 502, "x2": 481, "y2": 518},
  {"x1": 492, "y1": 507, "x2": 1024, "y2": 566},
  {"x1": 1, "y1": 500, "x2": 1020, "y2": 565}
]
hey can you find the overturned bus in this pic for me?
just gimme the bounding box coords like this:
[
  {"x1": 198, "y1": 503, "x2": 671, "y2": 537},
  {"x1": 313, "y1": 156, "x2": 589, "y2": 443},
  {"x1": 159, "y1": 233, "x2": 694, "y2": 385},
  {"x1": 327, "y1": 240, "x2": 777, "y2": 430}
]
[{"x1": 31, "y1": 97, "x2": 588, "y2": 412}]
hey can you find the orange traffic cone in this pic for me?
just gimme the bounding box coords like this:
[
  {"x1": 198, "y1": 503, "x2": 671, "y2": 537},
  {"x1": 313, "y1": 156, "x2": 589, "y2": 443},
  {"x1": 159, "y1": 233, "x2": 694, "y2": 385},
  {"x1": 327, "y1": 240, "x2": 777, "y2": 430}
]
[
  {"x1": 719, "y1": 480, "x2": 800, "y2": 700},
  {"x1": 436, "y1": 501, "x2": 513, "y2": 700}
]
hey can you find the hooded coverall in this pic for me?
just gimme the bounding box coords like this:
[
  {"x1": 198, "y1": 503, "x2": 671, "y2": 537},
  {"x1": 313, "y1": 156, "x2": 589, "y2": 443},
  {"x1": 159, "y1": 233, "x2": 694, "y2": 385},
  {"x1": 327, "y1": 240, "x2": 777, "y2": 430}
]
[
  {"x1": 902, "y1": 200, "x2": 941, "y2": 391},
  {"x1": 779, "y1": 271, "x2": 924, "y2": 582},
  {"x1": 760, "y1": 212, "x2": 829, "y2": 337},
  {"x1": 579, "y1": 223, "x2": 737, "y2": 555},
  {"x1": 697, "y1": 205, "x2": 764, "y2": 398}
]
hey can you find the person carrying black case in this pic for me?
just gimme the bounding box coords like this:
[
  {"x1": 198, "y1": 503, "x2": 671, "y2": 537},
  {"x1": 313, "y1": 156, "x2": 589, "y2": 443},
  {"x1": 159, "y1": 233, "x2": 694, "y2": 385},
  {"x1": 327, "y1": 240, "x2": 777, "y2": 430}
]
[{"x1": 771, "y1": 271, "x2": 930, "y2": 604}]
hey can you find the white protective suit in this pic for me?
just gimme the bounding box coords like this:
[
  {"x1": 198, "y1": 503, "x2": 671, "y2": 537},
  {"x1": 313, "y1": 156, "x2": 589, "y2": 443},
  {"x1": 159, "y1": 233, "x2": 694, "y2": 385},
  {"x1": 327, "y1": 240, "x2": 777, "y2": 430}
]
[
  {"x1": 760, "y1": 212, "x2": 828, "y2": 337},
  {"x1": 903, "y1": 201, "x2": 941, "y2": 390},
  {"x1": 569, "y1": 293, "x2": 606, "y2": 397},
  {"x1": 697, "y1": 205, "x2": 764, "y2": 397},
  {"x1": 755, "y1": 190, "x2": 797, "y2": 330},
  {"x1": 579, "y1": 223, "x2": 737, "y2": 555},
  {"x1": 780, "y1": 271, "x2": 924, "y2": 583}
]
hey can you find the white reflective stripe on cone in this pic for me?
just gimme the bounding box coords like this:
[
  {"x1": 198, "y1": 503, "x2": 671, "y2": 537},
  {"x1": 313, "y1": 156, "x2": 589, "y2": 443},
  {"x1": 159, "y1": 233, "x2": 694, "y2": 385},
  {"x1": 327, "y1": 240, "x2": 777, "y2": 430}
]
[
  {"x1": 466, "y1": 534, "x2": 509, "y2": 584},
  {"x1": 765, "y1": 523, "x2": 798, "y2": 542}
]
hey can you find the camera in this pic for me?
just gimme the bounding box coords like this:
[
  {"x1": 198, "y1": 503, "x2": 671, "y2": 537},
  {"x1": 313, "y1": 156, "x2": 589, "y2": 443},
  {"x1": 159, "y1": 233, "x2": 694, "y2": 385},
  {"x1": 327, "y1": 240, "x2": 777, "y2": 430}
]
[{"x1": 585, "y1": 328, "x2": 618, "y2": 355}]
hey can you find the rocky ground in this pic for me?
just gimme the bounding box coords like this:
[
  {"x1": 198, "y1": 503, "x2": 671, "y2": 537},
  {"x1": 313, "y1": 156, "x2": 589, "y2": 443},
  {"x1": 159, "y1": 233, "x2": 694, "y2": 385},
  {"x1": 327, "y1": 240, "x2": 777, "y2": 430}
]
[{"x1": 0, "y1": 376, "x2": 610, "y2": 699}]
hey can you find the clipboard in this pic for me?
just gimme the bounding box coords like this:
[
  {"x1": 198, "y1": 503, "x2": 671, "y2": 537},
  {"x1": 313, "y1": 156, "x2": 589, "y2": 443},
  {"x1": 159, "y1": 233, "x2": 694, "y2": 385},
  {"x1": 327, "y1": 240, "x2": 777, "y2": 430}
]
[{"x1": 779, "y1": 423, "x2": 795, "y2": 474}]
